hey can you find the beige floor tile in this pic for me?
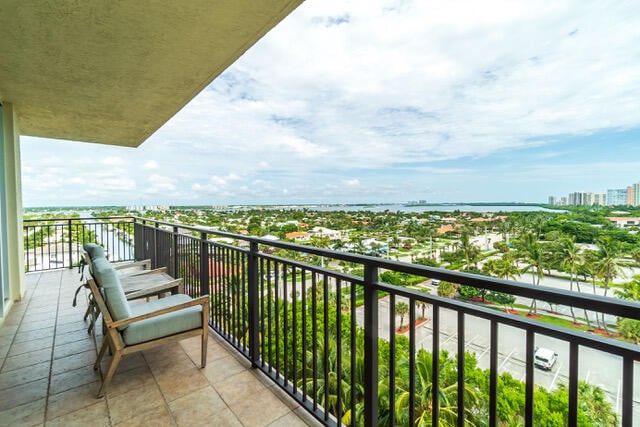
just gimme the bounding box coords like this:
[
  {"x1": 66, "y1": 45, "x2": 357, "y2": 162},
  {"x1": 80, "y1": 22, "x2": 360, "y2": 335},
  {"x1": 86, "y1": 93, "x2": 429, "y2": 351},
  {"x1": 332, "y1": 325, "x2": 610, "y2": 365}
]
[
  {"x1": 0, "y1": 335, "x2": 14, "y2": 347},
  {"x1": 0, "y1": 361, "x2": 50, "y2": 391},
  {"x1": 2, "y1": 312, "x2": 24, "y2": 326},
  {"x1": 168, "y1": 385, "x2": 227, "y2": 425},
  {"x1": 100, "y1": 352, "x2": 147, "y2": 374},
  {"x1": 267, "y1": 411, "x2": 311, "y2": 427},
  {"x1": 105, "y1": 364, "x2": 156, "y2": 398},
  {"x1": 155, "y1": 365, "x2": 210, "y2": 402},
  {"x1": 0, "y1": 377, "x2": 48, "y2": 412},
  {"x1": 144, "y1": 343, "x2": 191, "y2": 370},
  {"x1": 55, "y1": 320, "x2": 89, "y2": 335},
  {"x1": 108, "y1": 382, "x2": 166, "y2": 425},
  {"x1": 294, "y1": 407, "x2": 324, "y2": 427},
  {"x1": 215, "y1": 370, "x2": 271, "y2": 406},
  {"x1": 0, "y1": 345, "x2": 8, "y2": 359},
  {"x1": 1, "y1": 347, "x2": 51, "y2": 372},
  {"x1": 13, "y1": 327, "x2": 54, "y2": 344},
  {"x1": 228, "y1": 386, "x2": 292, "y2": 427},
  {"x1": 267, "y1": 381, "x2": 303, "y2": 411},
  {"x1": 56, "y1": 330, "x2": 93, "y2": 346},
  {"x1": 46, "y1": 381, "x2": 103, "y2": 420},
  {"x1": 46, "y1": 400, "x2": 109, "y2": 427},
  {"x1": 51, "y1": 349, "x2": 95, "y2": 375},
  {"x1": 113, "y1": 404, "x2": 174, "y2": 427},
  {"x1": 26, "y1": 311, "x2": 58, "y2": 323},
  {"x1": 7, "y1": 334, "x2": 53, "y2": 357},
  {"x1": 0, "y1": 324, "x2": 19, "y2": 337},
  {"x1": 0, "y1": 397, "x2": 46, "y2": 426},
  {"x1": 16, "y1": 318, "x2": 56, "y2": 333},
  {"x1": 50, "y1": 364, "x2": 102, "y2": 395},
  {"x1": 56, "y1": 312, "x2": 84, "y2": 325},
  {"x1": 53, "y1": 338, "x2": 95, "y2": 359},
  {"x1": 198, "y1": 407, "x2": 243, "y2": 427},
  {"x1": 201, "y1": 354, "x2": 246, "y2": 384}
]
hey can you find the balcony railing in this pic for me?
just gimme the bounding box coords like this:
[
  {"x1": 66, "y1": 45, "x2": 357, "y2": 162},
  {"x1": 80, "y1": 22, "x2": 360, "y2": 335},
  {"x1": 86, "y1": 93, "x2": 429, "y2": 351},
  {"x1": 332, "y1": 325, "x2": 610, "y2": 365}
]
[
  {"x1": 23, "y1": 216, "x2": 640, "y2": 426},
  {"x1": 23, "y1": 217, "x2": 135, "y2": 271}
]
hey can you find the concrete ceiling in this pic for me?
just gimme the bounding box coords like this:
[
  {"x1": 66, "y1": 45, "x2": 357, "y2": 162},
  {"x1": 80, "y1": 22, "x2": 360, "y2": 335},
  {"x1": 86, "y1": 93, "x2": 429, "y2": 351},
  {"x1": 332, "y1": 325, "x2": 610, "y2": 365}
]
[{"x1": 0, "y1": 0, "x2": 303, "y2": 147}]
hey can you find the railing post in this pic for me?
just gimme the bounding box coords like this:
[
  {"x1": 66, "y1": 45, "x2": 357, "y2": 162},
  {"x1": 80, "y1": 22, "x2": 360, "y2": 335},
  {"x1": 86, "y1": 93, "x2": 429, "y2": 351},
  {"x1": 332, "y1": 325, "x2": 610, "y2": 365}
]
[
  {"x1": 363, "y1": 261, "x2": 379, "y2": 426},
  {"x1": 67, "y1": 219, "x2": 73, "y2": 269},
  {"x1": 248, "y1": 241, "x2": 259, "y2": 368},
  {"x1": 200, "y1": 231, "x2": 209, "y2": 297},
  {"x1": 172, "y1": 225, "x2": 179, "y2": 278},
  {"x1": 153, "y1": 222, "x2": 159, "y2": 268}
]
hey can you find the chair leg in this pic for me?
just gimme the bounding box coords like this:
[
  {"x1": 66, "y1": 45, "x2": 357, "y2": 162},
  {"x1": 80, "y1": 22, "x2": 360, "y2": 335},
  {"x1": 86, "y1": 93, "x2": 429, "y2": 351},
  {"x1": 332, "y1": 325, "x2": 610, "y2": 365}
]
[
  {"x1": 97, "y1": 351, "x2": 121, "y2": 398},
  {"x1": 201, "y1": 330, "x2": 208, "y2": 368},
  {"x1": 94, "y1": 337, "x2": 109, "y2": 371}
]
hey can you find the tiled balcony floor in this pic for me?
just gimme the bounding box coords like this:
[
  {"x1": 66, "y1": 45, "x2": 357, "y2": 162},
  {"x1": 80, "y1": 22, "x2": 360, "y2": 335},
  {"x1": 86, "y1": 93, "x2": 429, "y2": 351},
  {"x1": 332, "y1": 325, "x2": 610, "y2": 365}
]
[{"x1": 0, "y1": 269, "x2": 318, "y2": 426}]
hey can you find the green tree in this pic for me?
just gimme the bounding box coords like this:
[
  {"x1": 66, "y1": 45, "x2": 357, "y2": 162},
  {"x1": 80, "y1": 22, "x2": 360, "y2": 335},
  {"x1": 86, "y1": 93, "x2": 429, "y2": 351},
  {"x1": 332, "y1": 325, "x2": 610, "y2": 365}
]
[
  {"x1": 595, "y1": 236, "x2": 626, "y2": 332},
  {"x1": 437, "y1": 281, "x2": 457, "y2": 298},
  {"x1": 517, "y1": 233, "x2": 545, "y2": 315},
  {"x1": 395, "y1": 301, "x2": 409, "y2": 329}
]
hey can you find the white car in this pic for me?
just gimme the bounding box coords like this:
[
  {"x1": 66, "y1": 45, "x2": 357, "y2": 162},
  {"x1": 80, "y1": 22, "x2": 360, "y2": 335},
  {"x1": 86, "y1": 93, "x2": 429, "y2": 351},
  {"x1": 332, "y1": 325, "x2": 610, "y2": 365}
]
[{"x1": 534, "y1": 347, "x2": 558, "y2": 371}]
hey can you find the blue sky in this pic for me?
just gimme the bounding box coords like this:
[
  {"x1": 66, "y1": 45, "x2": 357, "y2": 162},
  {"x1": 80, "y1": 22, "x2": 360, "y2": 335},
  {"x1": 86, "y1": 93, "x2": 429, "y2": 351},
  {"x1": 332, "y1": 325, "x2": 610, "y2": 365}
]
[{"x1": 21, "y1": 0, "x2": 640, "y2": 207}]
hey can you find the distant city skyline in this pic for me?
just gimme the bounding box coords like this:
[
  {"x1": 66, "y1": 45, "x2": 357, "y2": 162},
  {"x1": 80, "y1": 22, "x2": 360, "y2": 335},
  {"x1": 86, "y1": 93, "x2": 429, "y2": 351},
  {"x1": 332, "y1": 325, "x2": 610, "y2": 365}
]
[{"x1": 20, "y1": 1, "x2": 640, "y2": 207}]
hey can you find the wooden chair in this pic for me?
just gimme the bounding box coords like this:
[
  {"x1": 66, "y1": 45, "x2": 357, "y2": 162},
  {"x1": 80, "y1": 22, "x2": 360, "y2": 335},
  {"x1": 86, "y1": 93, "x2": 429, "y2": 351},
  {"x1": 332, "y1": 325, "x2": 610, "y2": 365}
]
[
  {"x1": 86, "y1": 259, "x2": 209, "y2": 397},
  {"x1": 78, "y1": 244, "x2": 184, "y2": 335}
]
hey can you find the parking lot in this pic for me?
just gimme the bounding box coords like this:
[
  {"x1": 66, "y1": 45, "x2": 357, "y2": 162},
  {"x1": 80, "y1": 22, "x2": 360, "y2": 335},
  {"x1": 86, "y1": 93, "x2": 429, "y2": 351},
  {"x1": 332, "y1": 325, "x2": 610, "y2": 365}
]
[{"x1": 356, "y1": 296, "x2": 640, "y2": 420}]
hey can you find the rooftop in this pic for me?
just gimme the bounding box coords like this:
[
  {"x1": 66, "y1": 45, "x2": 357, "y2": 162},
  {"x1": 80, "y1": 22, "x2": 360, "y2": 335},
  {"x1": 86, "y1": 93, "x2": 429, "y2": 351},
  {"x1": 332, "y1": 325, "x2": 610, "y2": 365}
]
[{"x1": 0, "y1": 269, "x2": 317, "y2": 426}]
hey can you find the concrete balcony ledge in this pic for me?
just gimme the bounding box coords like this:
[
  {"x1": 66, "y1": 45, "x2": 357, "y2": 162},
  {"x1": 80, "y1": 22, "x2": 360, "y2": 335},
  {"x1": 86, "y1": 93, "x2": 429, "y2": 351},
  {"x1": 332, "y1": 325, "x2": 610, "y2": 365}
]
[{"x1": 0, "y1": 269, "x2": 319, "y2": 426}]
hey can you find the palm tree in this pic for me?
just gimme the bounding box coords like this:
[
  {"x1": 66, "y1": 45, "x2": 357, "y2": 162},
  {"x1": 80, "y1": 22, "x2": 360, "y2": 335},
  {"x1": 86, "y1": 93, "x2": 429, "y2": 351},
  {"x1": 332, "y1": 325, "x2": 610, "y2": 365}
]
[
  {"x1": 459, "y1": 229, "x2": 480, "y2": 269},
  {"x1": 595, "y1": 237, "x2": 626, "y2": 332},
  {"x1": 558, "y1": 236, "x2": 587, "y2": 326},
  {"x1": 580, "y1": 251, "x2": 603, "y2": 329},
  {"x1": 395, "y1": 350, "x2": 479, "y2": 426},
  {"x1": 396, "y1": 301, "x2": 409, "y2": 329},
  {"x1": 518, "y1": 233, "x2": 545, "y2": 315}
]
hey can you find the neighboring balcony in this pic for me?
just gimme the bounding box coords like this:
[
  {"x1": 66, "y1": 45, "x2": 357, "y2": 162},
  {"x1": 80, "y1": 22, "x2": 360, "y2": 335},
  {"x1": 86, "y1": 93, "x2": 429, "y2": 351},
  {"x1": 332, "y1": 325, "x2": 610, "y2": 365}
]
[{"x1": 14, "y1": 217, "x2": 640, "y2": 426}]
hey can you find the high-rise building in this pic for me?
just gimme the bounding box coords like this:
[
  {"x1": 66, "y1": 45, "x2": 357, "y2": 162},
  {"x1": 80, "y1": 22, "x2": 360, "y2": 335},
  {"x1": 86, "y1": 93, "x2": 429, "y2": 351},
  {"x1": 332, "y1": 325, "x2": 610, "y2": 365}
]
[
  {"x1": 594, "y1": 193, "x2": 606, "y2": 206},
  {"x1": 634, "y1": 183, "x2": 640, "y2": 207},
  {"x1": 628, "y1": 186, "x2": 635, "y2": 206},
  {"x1": 548, "y1": 196, "x2": 556, "y2": 205},
  {"x1": 560, "y1": 196, "x2": 567, "y2": 206},
  {"x1": 607, "y1": 189, "x2": 628, "y2": 206}
]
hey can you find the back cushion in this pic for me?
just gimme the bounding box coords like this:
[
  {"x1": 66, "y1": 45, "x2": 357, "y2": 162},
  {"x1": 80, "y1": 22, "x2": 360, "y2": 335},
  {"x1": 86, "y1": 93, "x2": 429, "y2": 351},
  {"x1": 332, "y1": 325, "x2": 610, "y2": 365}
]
[
  {"x1": 92, "y1": 258, "x2": 132, "y2": 328},
  {"x1": 84, "y1": 243, "x2": 105, "y2": 260}
]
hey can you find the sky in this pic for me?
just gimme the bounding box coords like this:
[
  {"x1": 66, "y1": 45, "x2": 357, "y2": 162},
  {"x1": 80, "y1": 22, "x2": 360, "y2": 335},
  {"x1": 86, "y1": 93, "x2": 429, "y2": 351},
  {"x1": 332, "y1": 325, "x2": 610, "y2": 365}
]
[{"x1": 20, "y1": 0, "x2": 640, "y2": 207}]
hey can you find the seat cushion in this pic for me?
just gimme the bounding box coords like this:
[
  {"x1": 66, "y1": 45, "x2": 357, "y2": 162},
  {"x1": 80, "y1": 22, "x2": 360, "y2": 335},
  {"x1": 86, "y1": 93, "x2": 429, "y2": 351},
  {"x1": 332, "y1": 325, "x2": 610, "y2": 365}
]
[
  {"x1": 84, "y1": 243, "x2": 105, "y2": 260},
  {"x1": 123, "y1": 294, "x2": 203, "y2": 345},
  {"x1": 92, "y1": 257, "x2": 132, "y2": 329}
]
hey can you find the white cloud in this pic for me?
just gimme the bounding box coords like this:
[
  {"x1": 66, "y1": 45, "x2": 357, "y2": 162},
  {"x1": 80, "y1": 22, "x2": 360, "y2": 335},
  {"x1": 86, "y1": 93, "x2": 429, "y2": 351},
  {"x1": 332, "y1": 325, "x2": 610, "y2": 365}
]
[
  {"x1": 146, "y1": 174, "x2": 176, "y2": 194},
  {"x1": 143, "y1": 160, "x2": 159, "y2": 170},
  {"x1": 18, "y1": 1, "x2": 640, "y2": 206}
]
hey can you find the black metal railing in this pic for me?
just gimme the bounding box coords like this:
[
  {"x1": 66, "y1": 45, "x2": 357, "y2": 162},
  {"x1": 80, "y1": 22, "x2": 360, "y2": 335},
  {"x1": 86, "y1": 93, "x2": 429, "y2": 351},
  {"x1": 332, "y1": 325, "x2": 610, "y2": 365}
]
[
  {"x1": 24, "y1": 216, "x2": 640, "y2": 425},
  {"x1": 131, "y1": 217, "x2": 640, "y2": 427},
  {"x1": 23, "y1": 217, "x2": 135, "y2": 271}
]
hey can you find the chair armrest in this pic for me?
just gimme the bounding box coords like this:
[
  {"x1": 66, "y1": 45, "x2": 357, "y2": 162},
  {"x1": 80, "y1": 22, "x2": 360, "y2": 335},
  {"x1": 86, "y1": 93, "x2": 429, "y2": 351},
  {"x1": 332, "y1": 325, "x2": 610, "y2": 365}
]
[
  {"x1": 113, "y1": 259, "x2": 152, "y2": 271},
  {"x1": 109, "y1": 295, "x2": 209, "y2": 329},
  {"x1": 125, "y1": 278, "x2": 183, "y2": 300},
  {"x1": 126, "y1": 267, "x2": 167, "y2": 276}
]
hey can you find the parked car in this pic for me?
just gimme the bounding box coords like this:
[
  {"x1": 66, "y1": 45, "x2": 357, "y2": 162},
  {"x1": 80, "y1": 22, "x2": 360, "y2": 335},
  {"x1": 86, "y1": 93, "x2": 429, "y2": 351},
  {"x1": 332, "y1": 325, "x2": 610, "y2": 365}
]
[
  {"x1": 431, "y1": 279, "x2": 441, "y2": 286},
  {"x1": 534, "y1": 347, "x2": 558, "y2": 371}
]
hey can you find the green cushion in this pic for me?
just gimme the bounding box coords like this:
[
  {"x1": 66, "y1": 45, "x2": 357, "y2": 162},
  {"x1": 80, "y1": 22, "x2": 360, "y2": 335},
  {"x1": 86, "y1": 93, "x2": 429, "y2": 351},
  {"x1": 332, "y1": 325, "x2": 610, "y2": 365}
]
[
  {"x1": 123, "y1": 295, "x2": 202, "y2": 345},
  {"x1": 84, "y1": 243, "x2": 105, "y2": 260},
  {"x1": 92, "y1": 258, "x2": 132, "y2": 329}
]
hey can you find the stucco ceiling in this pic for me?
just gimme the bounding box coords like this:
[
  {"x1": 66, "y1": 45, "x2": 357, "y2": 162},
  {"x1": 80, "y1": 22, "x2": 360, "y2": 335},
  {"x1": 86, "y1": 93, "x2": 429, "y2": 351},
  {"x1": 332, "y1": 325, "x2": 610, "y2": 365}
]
[{"x1": 0, "y1": 1, "x2": 303, "y2": 147}]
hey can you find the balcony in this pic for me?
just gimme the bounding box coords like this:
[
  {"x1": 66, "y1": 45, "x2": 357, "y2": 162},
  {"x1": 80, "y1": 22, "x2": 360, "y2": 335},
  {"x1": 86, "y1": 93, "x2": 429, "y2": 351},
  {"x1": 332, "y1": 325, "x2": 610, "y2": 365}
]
[
  {"x1": 8, "y1": 217, "x2": 640, "y2": 426},
  {"x1": 0, "y1": 268, "x2": 317, "y2": 426}
]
